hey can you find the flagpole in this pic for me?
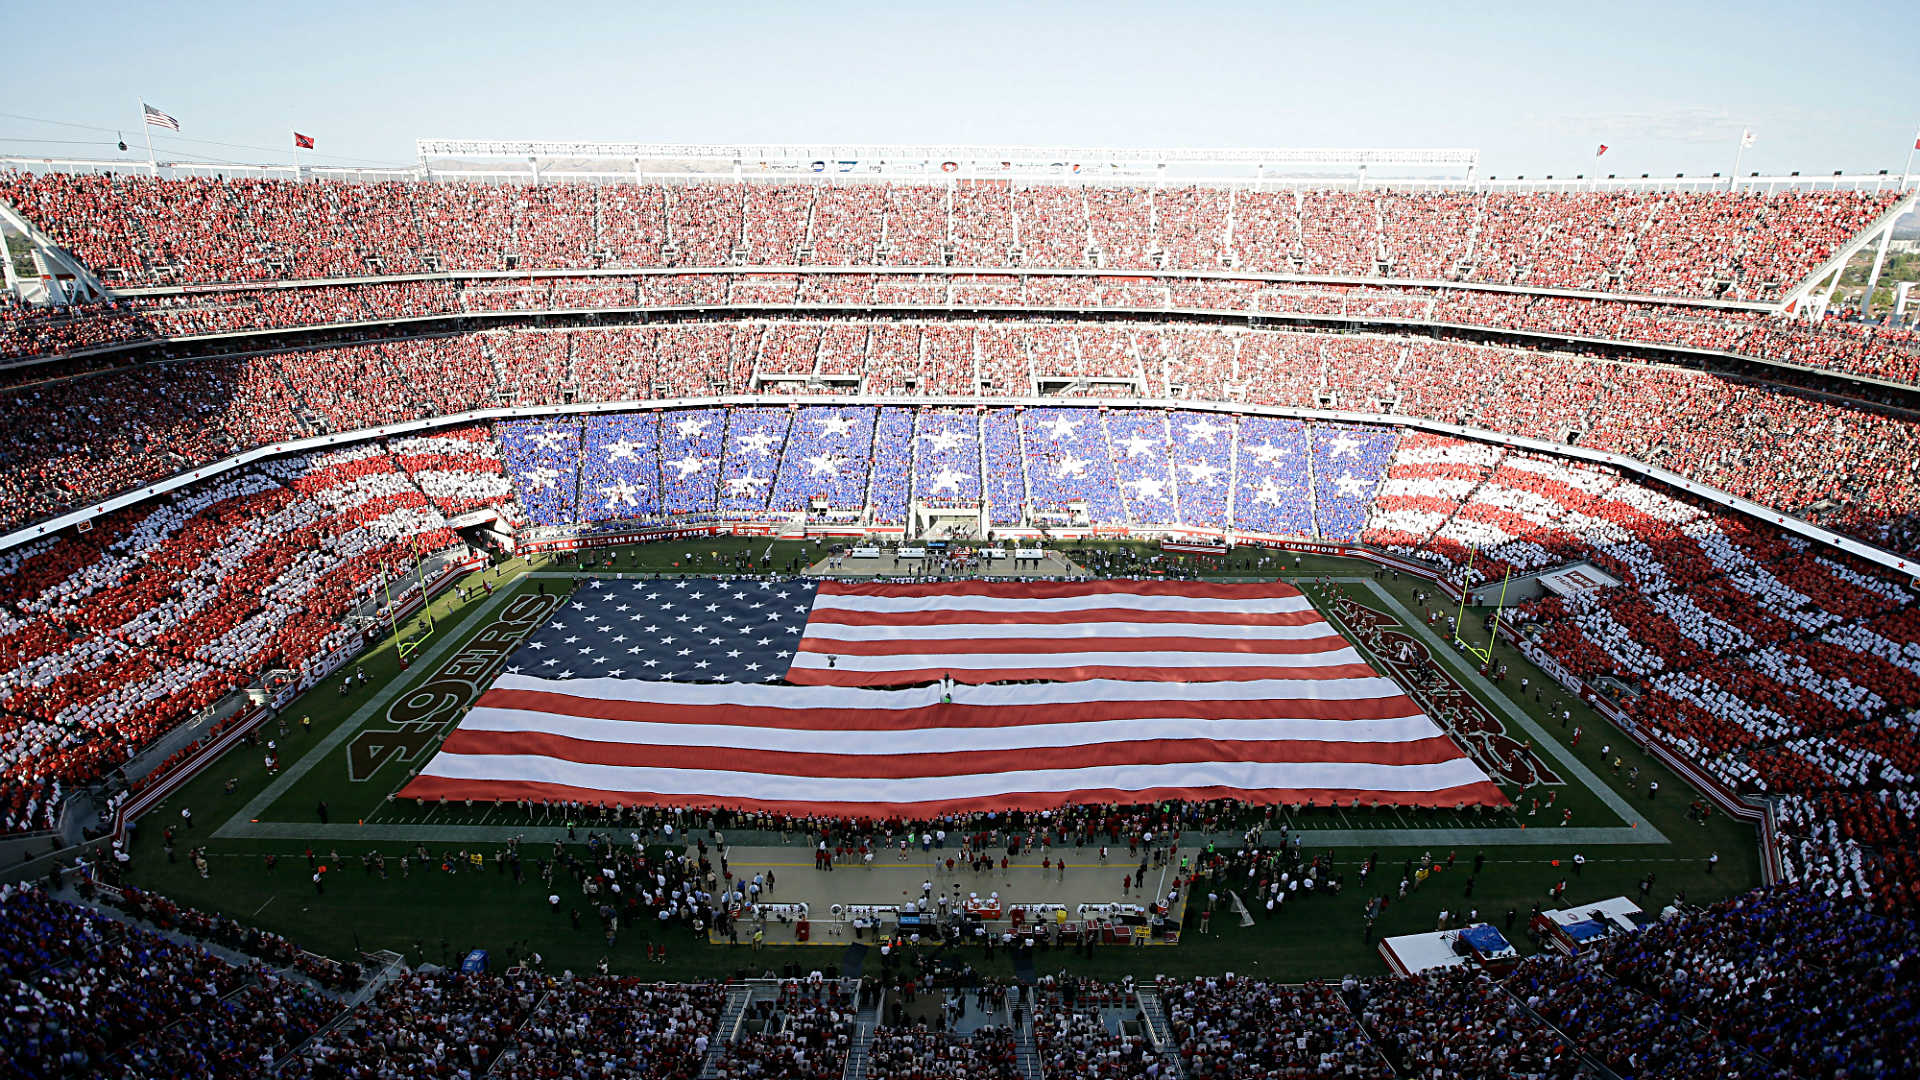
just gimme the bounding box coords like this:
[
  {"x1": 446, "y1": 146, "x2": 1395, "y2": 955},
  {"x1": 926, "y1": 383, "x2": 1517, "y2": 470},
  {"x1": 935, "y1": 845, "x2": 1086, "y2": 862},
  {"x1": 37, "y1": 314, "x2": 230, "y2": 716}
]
[
  {"x1": 140, "y1": 101, "x2": 157, "y2": 176},
  {"x1": 1730, "y1": 130, "x2": 1750, "y2": 191},
  {"x1": 1904, "y1": 124, "x2": 1917, "y2": 189}
]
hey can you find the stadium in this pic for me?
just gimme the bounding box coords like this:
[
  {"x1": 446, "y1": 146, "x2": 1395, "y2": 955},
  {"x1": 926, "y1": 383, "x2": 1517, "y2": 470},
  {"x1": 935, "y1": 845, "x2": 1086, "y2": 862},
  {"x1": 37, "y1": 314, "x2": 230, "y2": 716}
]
[{"x1": 4, "y1": 13, "x2": 1920, "y2": 1077}]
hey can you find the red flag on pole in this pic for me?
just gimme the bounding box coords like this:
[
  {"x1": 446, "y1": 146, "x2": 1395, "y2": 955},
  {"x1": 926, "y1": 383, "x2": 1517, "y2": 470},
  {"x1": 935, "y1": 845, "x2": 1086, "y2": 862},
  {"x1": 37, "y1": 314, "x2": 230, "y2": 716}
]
[
  {"x1": 293, "y1": 132, "x2": 315, "y2": 149},
  {"x1": 1595, "y1": 144, "x2": 1608, "y2": 158}
]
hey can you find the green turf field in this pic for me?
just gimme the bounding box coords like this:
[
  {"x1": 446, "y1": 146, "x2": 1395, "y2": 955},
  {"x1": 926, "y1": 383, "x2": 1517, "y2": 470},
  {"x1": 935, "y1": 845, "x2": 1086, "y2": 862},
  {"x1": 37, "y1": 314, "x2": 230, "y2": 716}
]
[{"x1": 117, "y1": 538, "x2": 1761, "y2": 982}]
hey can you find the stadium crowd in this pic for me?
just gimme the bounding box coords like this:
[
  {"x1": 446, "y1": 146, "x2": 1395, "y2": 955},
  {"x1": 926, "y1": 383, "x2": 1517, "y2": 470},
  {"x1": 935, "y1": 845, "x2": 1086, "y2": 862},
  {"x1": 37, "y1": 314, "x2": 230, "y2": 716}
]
[{"x1": 4, "y1": 173, "x2": 1894, "y2": 303}]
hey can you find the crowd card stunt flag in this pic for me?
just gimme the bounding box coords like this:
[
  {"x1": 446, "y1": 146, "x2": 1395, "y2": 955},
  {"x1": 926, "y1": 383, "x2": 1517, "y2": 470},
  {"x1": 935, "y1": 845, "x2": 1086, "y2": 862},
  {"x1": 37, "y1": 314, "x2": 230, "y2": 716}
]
[{"x1": 401, "y1": 578, "x2": 1502, "y2": 816}]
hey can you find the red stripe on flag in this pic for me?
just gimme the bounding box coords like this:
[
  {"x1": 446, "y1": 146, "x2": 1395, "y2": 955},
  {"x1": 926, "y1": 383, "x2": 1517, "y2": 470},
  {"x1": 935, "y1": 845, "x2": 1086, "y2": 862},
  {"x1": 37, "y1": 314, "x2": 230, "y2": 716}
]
[
  {"x1": 396, "y1": 775, "x2": 1509, "y2": 817},
  {"x1": 435, "y1": 729, "x2": 1476, "y2": 777},
  {"x1": 817, "y1": 579, "x2": 1308, "y2": 600},
  {"x1": 474, "y1": 687, "x2": 1428, "y2": 730}
]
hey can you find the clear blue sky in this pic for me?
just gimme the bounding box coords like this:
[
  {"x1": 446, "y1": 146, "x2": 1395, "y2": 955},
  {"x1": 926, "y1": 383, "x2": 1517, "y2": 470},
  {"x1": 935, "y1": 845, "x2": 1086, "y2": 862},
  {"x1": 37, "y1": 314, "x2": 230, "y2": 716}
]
[{"x1": 3, "y1": 0, "x2": 1916, "y2": 176}]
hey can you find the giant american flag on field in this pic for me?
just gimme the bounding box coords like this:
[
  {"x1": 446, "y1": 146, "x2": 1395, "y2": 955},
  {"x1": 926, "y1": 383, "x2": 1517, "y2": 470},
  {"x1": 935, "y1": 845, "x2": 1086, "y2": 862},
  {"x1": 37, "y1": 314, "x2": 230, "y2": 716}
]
[{"x1": 399, "y1": 577, "x2": 1502, "y2": 816}]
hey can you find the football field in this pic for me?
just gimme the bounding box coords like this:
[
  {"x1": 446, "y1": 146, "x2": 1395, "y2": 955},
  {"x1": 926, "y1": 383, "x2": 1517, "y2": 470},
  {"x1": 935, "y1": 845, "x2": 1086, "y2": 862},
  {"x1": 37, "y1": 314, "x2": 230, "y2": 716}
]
[{"x1": 117, "y1": 539, "x2": 1760, "y2": 981}]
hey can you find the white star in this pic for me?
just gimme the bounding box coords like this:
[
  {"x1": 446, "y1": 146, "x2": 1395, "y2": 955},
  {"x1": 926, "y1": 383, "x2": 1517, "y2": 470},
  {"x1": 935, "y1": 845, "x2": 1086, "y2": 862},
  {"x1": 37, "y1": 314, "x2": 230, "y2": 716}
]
[
  {"x1": 506, "y1": 665, "x2": 521, "y2": 674},
  {"x1": 600, "y1": 479, "x2": 642, "y2": 509},
  {"x1": 737, "y1": 430, "x2": 779, "y2": 457},
  {"x1": 558, "y1": 669, "x2": 574, "y2": 679},
  {"x1": 644, "y1": 658, "x2": 659, "y2": 667},
  {"x1": 526, "y1": 429, "x2": 570, "y2": 451},
  {"x1": 927, "y1": 466, "x2": 969, "y2": 495},
  {"x1": 675, "y1": 417, "x2": 712, "y2": 439},
  {"x1": 1334, "y1": 472, "x2": 1370, "y2": 497},
  {"x1": 603, "y1": 437, "x2": 646, "y2": 462},
  {"x1": 727, "y1": 650, "x2": 742, "y2": 658},
  {"x1": 1183, "y1": 460, "x2": 1223, "y2": 486},
  {"x1": 564, "y1": 636, "x2": 580, "y2": 644},
  {"x1": 1126, "y1": 476, "x2": 1168, "y2": 500},
  {"x1": 1328, "y1": 434, "x2": 1361, "y2": 459},
  {"x1": 762, "y1": 672, "x2": 780, "y2": 681},
  {"x1": 921, "y1": 430, "x2": 966, "y2": 454},
  {"x1": 746, "y1": 662, "x2": 761, "y2": 671},
  {"x1": 670, "y1": 455, "x2": 709, "y2": 479},
  {"x1": 817, "y1": 413, "x2": 855, "y2": 437},
  {"x1": 607, "y1": 668, "x2": 625, "y2": 678},
  {"x1": 695, "y1": 660, "x2": 710, "y2": 669},
  {"x1": 1120, "y1": 433, "x2": 1158, "y2": 458},
  {"x1": 542, "y1": 657, "x2": 558, "y2": 667},
  {"x1": 525, "y1": 466, "x2": 563, "y2": 491},
  {"x1": 1246, "y1": 439, "x2": 1288, "y2": 465},
  {"x1": 1053, "y1": 454, "x2": 1090, "y2": 480},
  {"x1": 1039, "y1": 415, "x2": 1081, "y2": 440},
  {"x1": 725, "y1": 473, "x2": 769, "y2": 496},
  {"x1": 1253, "y1": 478, "x2": 1285, "y2": 505},
  {"x1": 677, "y1": 648, "x2": 693, "y2": 656},
  {"x1": 528, "y1": 641, "x2": 547, "y2": 650},
  {"x1": 1185, "y1": 418, "x2": 1224, "y2": 444}
]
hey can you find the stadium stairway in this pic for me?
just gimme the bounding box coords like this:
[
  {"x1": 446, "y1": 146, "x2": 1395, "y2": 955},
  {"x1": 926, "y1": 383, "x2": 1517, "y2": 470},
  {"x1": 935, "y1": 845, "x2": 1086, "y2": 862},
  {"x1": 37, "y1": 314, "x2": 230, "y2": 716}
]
[
  {"x1": 699, "y1": 984, "x2": 755, "y2": 1079},
  {"x1": 1132, "y1": 986, "x2": 1187, "y2": 1078},
  {"x1": 839, "y1": 987, "x2": 885, "y2": 1080},
  {"x1": 1010, "y1": 993, "x2": 1042, "y2": 1080}
]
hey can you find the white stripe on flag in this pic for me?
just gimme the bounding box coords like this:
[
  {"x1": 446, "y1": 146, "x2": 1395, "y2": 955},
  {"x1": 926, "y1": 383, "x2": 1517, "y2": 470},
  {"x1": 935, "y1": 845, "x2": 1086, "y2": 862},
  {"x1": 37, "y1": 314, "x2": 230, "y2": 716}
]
[{"x1": 488, "y1": 672, "x2": 1416, "y2": 706}]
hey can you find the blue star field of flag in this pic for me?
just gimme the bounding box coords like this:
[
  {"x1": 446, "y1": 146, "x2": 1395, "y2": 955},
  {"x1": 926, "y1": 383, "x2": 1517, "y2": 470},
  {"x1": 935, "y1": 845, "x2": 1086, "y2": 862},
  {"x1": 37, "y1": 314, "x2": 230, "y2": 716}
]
[{"x1": 505, "y1": 577, "x2": 820, "y2": 683}]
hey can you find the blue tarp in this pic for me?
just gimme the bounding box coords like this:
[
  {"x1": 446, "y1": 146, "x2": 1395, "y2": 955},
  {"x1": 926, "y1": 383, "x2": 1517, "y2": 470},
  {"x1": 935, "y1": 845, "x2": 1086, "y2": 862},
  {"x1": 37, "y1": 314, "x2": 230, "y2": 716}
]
[{"x1": 1458, "y1": 924, "x2": 1515, "y2": 955}]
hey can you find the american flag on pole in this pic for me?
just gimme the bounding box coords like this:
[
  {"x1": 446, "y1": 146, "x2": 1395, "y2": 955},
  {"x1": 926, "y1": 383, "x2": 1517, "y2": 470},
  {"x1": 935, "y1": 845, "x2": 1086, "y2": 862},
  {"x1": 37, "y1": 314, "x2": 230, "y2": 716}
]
[
  {"x1": 142, "y1": 103, "x2": 180, "y2": 131},
  {"x1": 400, "y1": 578, "x2": 1502, "y2": 816}
]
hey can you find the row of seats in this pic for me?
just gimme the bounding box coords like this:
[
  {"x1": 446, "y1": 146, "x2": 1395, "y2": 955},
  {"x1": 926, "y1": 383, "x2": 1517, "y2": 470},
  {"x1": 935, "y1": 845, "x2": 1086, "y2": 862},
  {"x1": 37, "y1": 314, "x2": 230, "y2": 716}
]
[
  {"x1": 13, "y1": 273, "x2": 1919, "y2": 390},
  {"x1": 3, "y1": 171, "x2": 1895, "y2": 299},
  {"x1": 5, "y1": 324, "x2": 1919, "y2": 553},
  {"x1": 1, "y1": 885, "x2": 343, "y2": 1078}
]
